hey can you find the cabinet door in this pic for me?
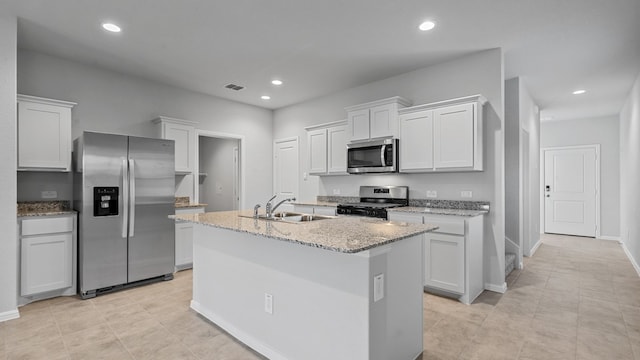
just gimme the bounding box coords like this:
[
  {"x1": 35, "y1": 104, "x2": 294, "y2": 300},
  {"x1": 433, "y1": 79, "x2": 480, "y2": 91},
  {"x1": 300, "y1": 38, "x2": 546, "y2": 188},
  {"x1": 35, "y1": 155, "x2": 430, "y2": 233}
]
[
  {"x1": 175, "y1": 222, "x2": 193, "y2": 268},
  {"x1": 327, "y1": 125, "x2": 348, "y2": 174},
  {"x1": 369, "y1": 103, "x2": 397, "y2": 139},
  {"x1": 348, "y1": 109, "x2": 370, "y2": 141},
  {"x1": 164, "y1": 123, "x2": 195, "y2": 173},
  {"x1": 21, "y1": 233, "x2": 73, "y2": 296},
  {"x1": 433, "y1": 103, "x2": 475, "y2": 169},
  {"x1": 424, "y1": 233, "x2": 464, "y2": 294},
  {"x1": 399, "y1": 110, "x2": 434, "y2": 172},
  {"x1": 308, "y1": 129, "x2": 327, "y2": 174},
  {"x1": 18, "y1": 101, "x2": 71, "y2": 171},
  {"x1": 387, "y1": 212, "x2": 423, "y2": 224}
]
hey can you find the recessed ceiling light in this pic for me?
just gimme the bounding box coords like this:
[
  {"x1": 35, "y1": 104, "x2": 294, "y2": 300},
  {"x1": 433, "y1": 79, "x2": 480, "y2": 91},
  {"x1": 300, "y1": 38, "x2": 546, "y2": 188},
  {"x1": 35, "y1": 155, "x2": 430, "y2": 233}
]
[
  {"x1": 418, "y1": 21, "x2": 436, "y2": 31},
  {"x1": 572, "y1": 89, "x2": 586, "y2": 95},
  {"x1": 261, "y1": 95, "x2": 271, "y2": 100},
  {"x1": 271, "y1": 80, "x2": 283, "y2": 86},
  {"x1": 102, "y1": 23, "x2": 121, "y2": 33}
]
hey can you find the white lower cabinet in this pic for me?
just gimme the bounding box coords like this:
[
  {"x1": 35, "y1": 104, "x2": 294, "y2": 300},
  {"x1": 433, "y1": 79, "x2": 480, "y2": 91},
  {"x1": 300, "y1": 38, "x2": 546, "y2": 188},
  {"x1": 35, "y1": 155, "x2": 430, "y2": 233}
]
[
  {"x1": 19, "y1": 214, "x2": 77, "y2": 301},
  {"x1": 175, "y1": 207, "x2": 205, "y2": 270},
  {"x1": 388, "y1": 211, "x2": 484, "y2": 304}
]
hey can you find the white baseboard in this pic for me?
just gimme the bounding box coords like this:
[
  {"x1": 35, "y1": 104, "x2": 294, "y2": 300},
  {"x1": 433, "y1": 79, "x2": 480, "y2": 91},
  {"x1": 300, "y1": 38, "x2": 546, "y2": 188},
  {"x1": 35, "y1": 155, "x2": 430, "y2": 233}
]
[
  {"x1": 598, "y1": 235, "x2": 622, "y2": 242},
  {"x1": 485, "y1": 282, "x2": 507, "y2": 293},
  {"x1": 529, "y1": 239, "x2": 543, "y2": 256},
  {"x1": 191, "y1": 300, "x2": 286, "y2": 360},
  {"x1": 620, "y1": 242, "x2": 640, "y2": 278},
  {"x1": 0, "y1": 309, "x2": 20, "y2": 323}
]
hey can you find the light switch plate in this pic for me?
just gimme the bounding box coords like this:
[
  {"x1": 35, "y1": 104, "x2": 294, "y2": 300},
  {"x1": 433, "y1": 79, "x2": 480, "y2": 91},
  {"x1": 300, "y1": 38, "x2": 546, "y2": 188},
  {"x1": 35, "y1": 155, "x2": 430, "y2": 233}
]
[
  {"x1": 426, "y1": 190, "x2": 438, "y2": 198},
  {"x1": 41, "y1": 190, "x2": 57, "y2": 199},
  {"x1": 264, "y1": 293, "x2": 273, "y2": 314}
]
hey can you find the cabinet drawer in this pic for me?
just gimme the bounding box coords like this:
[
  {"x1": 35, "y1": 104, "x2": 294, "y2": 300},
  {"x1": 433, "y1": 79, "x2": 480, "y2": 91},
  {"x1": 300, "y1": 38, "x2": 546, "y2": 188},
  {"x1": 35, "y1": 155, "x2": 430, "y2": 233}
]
[
  {"x1": 423, "y1": 215, "x2": 465, "y2": 235},
  {"x1": 175, "y1": 207, "x2": 205, "y2": 215},
  {"x1": 22, "y1": 216, "x2": 74, "y2": 236}
]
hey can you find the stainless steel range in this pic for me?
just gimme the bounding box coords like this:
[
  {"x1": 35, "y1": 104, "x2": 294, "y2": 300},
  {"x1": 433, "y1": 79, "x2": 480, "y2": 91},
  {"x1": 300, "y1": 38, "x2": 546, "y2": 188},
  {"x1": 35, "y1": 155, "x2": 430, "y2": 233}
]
[{"x1": 336, "y1": 186, "x2": 408, "y2": 219}]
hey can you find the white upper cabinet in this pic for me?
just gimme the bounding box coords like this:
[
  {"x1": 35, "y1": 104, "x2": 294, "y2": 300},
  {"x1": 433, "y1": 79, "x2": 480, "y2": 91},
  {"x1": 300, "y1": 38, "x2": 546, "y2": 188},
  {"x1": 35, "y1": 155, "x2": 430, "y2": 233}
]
[
  {"x1": 327, "y1": 124, "x2": 348, "y2": 174},
  {"x1": 398, "y1": 95, "x2": 486, "y2": 173},
  {"x1": 17, "y1": 94, "x2": 76, "y2": 172},
  {"x1": 345, "y1": 97, "x2": 411, "y2": 142},
  {"x1": 399, "y1": 110, "x2": 433, "y2": 172},
  {"x1": 306, "y1": 121, "x2": 348, "y2": 176},
  {"x1": 308, "y1": 129, "x2": 327, "y2": 174},
  {"x1": 434, "y1": 103, "x2": 475, "y2": 169},
  {"x1": 153, "y1": 116, "x2": 198, "y2": 174}
]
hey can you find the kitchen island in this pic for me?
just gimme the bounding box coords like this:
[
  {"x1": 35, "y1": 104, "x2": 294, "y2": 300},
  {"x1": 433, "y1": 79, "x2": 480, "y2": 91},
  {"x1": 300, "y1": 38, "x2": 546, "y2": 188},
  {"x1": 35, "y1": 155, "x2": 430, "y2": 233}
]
[{"x1": 174, "y1": 210, "x2": 438, "y2": 360}]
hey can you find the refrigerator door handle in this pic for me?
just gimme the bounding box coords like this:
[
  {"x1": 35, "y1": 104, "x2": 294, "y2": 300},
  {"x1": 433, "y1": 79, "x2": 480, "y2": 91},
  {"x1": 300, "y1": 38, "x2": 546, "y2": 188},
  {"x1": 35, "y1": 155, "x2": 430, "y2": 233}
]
[
  {"x1": 129, "y1": 158, "x2": 136, "y2": 237},
  {"x1": 122, "y1": 159, "x2": 129, "y2": 239}
]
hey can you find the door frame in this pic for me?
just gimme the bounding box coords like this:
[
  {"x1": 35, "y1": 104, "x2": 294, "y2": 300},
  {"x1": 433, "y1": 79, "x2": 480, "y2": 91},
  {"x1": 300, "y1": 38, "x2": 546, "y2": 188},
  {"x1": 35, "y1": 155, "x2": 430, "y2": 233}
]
[
  {"x1": 273, "y1": 137, "x2": 299, "y2": 198},
  {"x1": 540, "y1": 144, "x2": 601, "y2": 238},
  {"x1": 195, "y1": 130, "x2": 244, "y2": 210}
]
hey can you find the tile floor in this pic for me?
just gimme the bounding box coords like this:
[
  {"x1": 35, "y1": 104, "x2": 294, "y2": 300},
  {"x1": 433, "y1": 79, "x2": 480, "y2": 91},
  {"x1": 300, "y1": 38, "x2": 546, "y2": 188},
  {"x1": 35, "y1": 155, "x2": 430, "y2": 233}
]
[{"x1": 1, "y1": 234, "x2": 639, "y2": 359}]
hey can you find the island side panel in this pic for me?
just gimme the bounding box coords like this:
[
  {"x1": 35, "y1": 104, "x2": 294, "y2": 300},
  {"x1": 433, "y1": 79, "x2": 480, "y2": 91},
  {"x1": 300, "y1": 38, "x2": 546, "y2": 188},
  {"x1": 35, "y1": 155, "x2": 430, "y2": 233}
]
[
  {"x1": 370, "y1": 234, "x2": 423, "y2": 360},
  {"x1": 191, "y1": 224, "x2": 371, "y2": 360}
]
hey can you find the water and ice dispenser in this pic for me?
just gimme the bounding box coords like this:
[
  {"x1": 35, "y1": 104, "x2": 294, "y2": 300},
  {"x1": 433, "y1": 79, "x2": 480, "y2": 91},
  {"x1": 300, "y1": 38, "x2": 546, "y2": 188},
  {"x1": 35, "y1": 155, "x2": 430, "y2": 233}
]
[{"x1": 93, "y1": 187, "x2": 119, "y2": 216}]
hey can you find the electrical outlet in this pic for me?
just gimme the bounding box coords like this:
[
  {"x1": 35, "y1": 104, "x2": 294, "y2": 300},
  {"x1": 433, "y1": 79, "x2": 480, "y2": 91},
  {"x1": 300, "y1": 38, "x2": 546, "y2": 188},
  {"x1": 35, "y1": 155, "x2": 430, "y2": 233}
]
[
  {"x1": 426, "y1": 190, "x2": 437, "y2": 198},
  {"x1": 332, "y1": 189, "x2": 341, "y2": 195},
  {"x1": 264, "y1": 293, "x2": 273, "y2": 314},
  {"x1": 41, "y1": 190, "x2": 57, "y2": 199},
  {"x1": 461, "y1": 190, "x2": 473, "y2": 198},
  {"x1": 373, "y1": 274, "x2": 384, "y2": 302}
]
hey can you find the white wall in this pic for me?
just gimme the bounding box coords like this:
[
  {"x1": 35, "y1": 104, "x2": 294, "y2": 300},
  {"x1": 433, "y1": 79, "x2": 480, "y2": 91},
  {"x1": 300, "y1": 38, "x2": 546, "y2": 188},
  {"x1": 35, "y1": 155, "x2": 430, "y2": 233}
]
[
  {"x1": 620, "y1": 71, "x2": 640, "y2": 271},
  {"x1": 274, "y1": 49, "x2": 507, "y2": 290},
  {"x1": 505, "y1": 79, "x2": 520, "y2": 249},
  {"x1": 199, "y1": 136, "x2": 239, "y2": 212},
  {"x1": 17, "y1": 50, "x2": 274, "y2": 208},
  {"x1": 505, "y1": 77, "x2": 541, "y2": 259},
  {"x1": 0, "y1": 15, "x2": 18, "y2": 321},
  {"x1": 541, "y1": 116, "x2": 620, "y2": 238}
]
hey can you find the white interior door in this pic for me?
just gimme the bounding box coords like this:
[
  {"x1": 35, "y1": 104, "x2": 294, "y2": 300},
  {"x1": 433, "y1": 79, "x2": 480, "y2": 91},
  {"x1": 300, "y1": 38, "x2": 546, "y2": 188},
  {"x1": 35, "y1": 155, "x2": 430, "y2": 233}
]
[
  {"x1": 544, "y1": 146, "x2": 598, "y2": 237},
  {"x1": 274, "y1": 138, "x2": 299, "y2": 199}
]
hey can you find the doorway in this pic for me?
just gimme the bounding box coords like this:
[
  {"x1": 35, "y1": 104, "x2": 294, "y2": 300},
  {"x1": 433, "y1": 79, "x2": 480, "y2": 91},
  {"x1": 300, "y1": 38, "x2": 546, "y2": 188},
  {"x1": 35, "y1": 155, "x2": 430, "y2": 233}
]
[
  {"x1": 273, "y1": 137, "x2": 299, "y2": 199},
  {"x1": 542, "y1": 145, "x2": 599, "y2": 237},
  {"x1": 195, "y1": 131, "x2": 243, "y2": 211}
]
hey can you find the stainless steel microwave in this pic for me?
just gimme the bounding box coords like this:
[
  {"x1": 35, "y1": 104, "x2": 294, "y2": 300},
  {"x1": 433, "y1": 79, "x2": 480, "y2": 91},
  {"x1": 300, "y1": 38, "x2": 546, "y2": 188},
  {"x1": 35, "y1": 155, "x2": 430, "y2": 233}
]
[{"x1": 347, "y1": 138, "x2": 398, "y2": 174}]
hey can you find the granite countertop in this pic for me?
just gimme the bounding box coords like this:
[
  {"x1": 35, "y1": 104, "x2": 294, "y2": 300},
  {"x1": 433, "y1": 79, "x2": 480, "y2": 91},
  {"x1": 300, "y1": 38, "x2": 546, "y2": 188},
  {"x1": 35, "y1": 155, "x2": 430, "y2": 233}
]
[
  {"x1": 174, "y1": 210, "x2": 437, "y2": 254},
  {"x1": 174, "y1": 196, "x2": 207, "y2": 209},
  {"x1": 175, "y1": 203, "x2": 208, "y2": 209},
  {"x1": 388, "y1": 207, "x2": 488, "y2": 217},
  {"x1": 17, "y1": 201, "x2": 76, "y2": 217}
]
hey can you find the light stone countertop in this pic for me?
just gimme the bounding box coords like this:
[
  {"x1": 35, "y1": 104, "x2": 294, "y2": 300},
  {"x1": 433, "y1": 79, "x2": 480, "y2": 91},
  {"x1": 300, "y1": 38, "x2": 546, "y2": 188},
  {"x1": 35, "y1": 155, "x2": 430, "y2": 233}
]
[
  {"x1": 17, "y1": 201, "x2": 76, "y2": 217},
  {"x1": 174, "y1": 210, "x2": 438, "y2": 253},
  {"x1": 389, "y1": 207, "x2": 488, "y2": 217}
]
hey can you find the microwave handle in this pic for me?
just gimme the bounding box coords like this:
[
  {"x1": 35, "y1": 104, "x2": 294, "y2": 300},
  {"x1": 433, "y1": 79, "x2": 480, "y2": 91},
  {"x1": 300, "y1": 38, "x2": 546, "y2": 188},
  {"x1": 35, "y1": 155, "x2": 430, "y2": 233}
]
[{"x1": 380, "y1": 144, "x2": 386, "y2": 166}]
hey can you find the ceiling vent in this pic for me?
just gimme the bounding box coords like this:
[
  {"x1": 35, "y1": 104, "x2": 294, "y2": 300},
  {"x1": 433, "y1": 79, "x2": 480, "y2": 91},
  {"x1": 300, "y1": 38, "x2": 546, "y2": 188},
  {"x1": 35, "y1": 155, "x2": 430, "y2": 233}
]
[{"x1": 225, "y1": 84, "x2": 244, "y2": 91}]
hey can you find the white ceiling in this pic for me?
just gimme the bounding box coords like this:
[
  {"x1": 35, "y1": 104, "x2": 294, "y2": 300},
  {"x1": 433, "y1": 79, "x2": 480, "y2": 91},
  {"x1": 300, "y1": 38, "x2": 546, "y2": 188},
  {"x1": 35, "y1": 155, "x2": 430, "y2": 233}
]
[{"x1": 4, "y1": 0, "x2": 640, "y2": 121}]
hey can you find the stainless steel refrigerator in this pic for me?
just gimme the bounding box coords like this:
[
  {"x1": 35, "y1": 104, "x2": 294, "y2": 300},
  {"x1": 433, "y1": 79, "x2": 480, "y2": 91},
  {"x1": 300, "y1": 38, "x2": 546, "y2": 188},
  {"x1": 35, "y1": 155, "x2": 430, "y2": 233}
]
[{"x1": 73, "y1": 131, "x2": 175, "y2": 299}]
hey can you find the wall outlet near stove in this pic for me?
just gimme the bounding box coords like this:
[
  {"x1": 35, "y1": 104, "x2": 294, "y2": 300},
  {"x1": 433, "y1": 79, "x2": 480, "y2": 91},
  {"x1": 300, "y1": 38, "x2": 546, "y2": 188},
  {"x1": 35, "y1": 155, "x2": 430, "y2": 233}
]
[
  {"x1": 426, "y1": 190, "x2": 438, "y2": 198},
  {"x1": 460, "y1": 190, "x2": 473, "y2": 198},
  {"x1": 332, "y1": 189, "x2": 341, "y2": 195}
]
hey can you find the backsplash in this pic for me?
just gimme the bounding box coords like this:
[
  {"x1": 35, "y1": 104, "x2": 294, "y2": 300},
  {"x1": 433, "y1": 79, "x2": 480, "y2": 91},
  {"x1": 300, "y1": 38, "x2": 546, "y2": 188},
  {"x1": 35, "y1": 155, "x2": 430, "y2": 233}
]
[{"x1": 317, "y1": 195, "x2": 490, "y2": 212}]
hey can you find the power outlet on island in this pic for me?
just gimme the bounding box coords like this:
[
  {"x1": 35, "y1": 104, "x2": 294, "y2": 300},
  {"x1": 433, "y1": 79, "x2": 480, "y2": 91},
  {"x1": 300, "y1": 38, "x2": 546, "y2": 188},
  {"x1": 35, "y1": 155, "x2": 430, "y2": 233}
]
[
  {"x1": 41, "y1": 190, "x2": 58, "y2": 199},
  {"x1": 426, "y1": 190, "x2": 438, "y2": 198},
  {"x1": 373, "y1": 273, "x2": 384, "y2": 302},
  {"x1": 264, "y1": 293, "x2": 273, "y2": 315}
]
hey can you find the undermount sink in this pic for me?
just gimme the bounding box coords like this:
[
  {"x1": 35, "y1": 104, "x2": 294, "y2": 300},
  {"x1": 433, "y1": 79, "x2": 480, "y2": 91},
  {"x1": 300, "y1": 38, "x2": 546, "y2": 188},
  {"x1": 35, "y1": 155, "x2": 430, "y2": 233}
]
[{"x1": 240, "y1": 212, "x2": 336, "y2": 223}]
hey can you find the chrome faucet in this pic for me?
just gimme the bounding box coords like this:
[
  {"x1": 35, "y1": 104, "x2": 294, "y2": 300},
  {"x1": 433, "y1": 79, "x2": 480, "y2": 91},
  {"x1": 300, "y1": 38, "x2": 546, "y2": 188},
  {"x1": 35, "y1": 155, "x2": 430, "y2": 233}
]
[
  {"x1": 253, "y1": 204, "x2": 261, "y2": 218},
  {"x1": 265, "y1": 195, "x2": 296, "y2": 218}
]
